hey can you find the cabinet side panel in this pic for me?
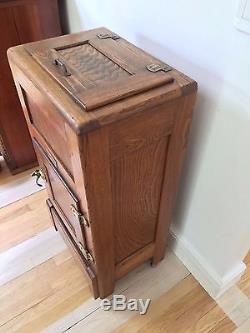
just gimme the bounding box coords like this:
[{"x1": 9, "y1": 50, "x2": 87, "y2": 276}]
[
  {"x1": 110, "y1": 102, "x2": 178, "y2": 264},
  {"x1": 153, "y1": 91, "x2": 197, "y2": 264},
  {"x1": 112, "y1": 136, "x2": 169, "y2": 263}
]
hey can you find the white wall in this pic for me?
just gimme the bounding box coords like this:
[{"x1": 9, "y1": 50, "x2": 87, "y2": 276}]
[{"x1": 62, "y1": 0, "x2": 250, "y2": 296}]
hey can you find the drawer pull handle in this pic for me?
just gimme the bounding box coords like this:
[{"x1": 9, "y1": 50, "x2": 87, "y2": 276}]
[
  {"x1": 78, "y1": 242, "x2": 94, "y2": 263},
  {"x1": 53, "y1": 58, "x2": 71, "y2": 77},
  {"x1": 70, "y1": 204, "x2": 89, "y2": 227},
  {"x1": 31, "y1": 169, "x2": 46, "y2": 187}
]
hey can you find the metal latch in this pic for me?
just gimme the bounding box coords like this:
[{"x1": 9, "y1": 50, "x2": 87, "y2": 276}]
[
  {"x1": 70, "y1": 204, "x2": 89, "y2": 228},
  {"x1": 78, "y1": 242, "x2": 94, "y2": 263},
  {"x1": 97, "y1": 33, "x2": 120, "y2": 40},
  {"x1": 146, "y1": 63, "x2": 172, "y2": 73}
]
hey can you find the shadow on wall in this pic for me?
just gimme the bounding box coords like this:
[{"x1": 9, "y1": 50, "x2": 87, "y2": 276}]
[
  {"x1": 59, "y1": 0, "x2": 84, "y2": 34},
  {"x1": 58, "y1": 0, "x2": 69, "y2": 34},
  {"x1": 135, "y1": 34, "x2": 226, "y2": 232}
]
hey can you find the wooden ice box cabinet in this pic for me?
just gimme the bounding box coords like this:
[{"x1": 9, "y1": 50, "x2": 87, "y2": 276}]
[{"x1": 8, "y1": 27, "x2": 197, "y2": 299}]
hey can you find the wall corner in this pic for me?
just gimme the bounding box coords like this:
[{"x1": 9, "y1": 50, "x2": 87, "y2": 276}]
[{"x1": 169, "y1": 227, "x2": 246, "y2": 299}]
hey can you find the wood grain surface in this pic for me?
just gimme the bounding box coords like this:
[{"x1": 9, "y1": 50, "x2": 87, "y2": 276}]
[{"x1": 9, "y1": 27, "x2": 197, "y2": 298}]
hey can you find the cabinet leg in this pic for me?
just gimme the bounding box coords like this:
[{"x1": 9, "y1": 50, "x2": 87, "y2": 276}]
[
  {"x1": 151, "y1": 252, "x2": 165, "y2": 267},
  {"x1": 151, "y1": 234, "x2": 168, "y2": 266}
]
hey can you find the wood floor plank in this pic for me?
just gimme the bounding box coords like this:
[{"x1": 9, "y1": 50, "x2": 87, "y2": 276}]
[
  {"x1": 0, "y1": 157, "x2": 43, "y2": 209},
  {"x1": 185, "y1": 305, "x2": 236, "y2": 333},
  {"x1": 238, "y1": 252, "x2": 250, "y2": 297},
  {"x1": 140, "y1": 287, "x2": 214, "y2": 333},
  {"x1": 0, "y1": 190, "x2": 51, "y2": 253},
  {"x1": 115, "y1": 275, "x2": 197, "y2": 333},
  {"x1": 208, "y1": 317, "x2": 236, "y2": 333},
  {"x1": 0, "y1": 250, "x2": 92, "y2": 333},
  {"x1": 0, "y1": 158, "x2": 35, "y2": 186},
  {"x1": 115, "y1": 275, "x2": 236, "y2": 333},
  {"x1": 0, "y1": 261, "x2": 53, "y2": 326}
]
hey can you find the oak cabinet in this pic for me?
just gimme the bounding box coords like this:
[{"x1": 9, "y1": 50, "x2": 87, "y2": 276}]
[{"x1": 8, "y1": 28, "x2": 197, "y2": 298}]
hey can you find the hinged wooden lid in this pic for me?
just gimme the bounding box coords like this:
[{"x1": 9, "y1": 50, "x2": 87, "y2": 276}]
[{"x1": 24, "y1": 28, "x2": 174, "y2": 111}]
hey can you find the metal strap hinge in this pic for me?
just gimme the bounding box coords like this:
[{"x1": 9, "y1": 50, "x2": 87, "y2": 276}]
[
  {"x1": 78, "y1": 242, "x2": 94, "y2": 263},
  {"x1": 70, "y1": 205, "x2": 89, "y2": 228},
  {"x1": 97, "y1": 33, "x2": 120, "y2": 40},
  {"x1": 146, "y1": 63, "x2": 172, "y2": 73}
]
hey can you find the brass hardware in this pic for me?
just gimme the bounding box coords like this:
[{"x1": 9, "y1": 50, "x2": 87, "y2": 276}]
[
  {"x1": 146, "y1": 63, "x2": 172, "y2": 73},
  {"x1": 53, "y1": 58, "x2": 71, "y2": 76},
  {"x1": 97, "y1": 33, "x2": 120, "y2": 40},
  {"x1": 31, "y1": 169, "x2": 46, "y2": 187},
  {"x1": 78, "y1": 242, "x2": 94, "y2": 262},
  {"x1": 70, "y1": 204, "x2": 89, "y2": 227}
]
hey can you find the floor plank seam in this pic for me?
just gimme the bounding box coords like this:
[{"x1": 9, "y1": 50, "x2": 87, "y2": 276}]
[
  {"x1": 62, "y1": 292, "x2": 119, "y2": 332},
  {"x1": 62, "y1": 306, "x2": 101, "y2": 333},
  {"x1": 0, "y1": 293, "x2": 53, "y2": 329}
]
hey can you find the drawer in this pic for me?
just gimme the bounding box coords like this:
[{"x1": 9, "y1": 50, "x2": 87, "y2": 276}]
[
  {"x1": 30, "y1": 126, "x2": 74, "y2": 187},
  {"x1": 22, "y1": 86, "x2": 74, "y2": 176},
  {"x1": 33, "y1": 138, "x2": 89, "y2": 246},
  {"x1": 46, "y1": 199, "x2": 99, "y2": 299}
]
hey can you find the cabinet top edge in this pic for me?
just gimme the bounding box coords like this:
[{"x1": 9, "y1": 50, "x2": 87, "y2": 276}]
[{"x1": 7, "y1": 27, "x2": 197, "y2": 135}]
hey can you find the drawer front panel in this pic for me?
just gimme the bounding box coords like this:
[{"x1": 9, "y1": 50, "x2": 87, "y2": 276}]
[
  {"x1": 22, "y1": 86, "x2": 73, "y2": 177},
  {"x1": 33, "y1": 139, "x2": 88, "y2": 246},
  {"x1": 31, "y1": 127, "x2": 74, "y2": 188},
  {"x1": 46, "y1": 199, "x2": 99, "y2": 299}
]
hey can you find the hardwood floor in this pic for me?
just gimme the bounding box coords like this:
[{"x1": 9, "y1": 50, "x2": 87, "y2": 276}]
[
  {"x1": 0, "y1": 190, "x2": 50, "y2": 253},
  {"x1": 0, "y1": 157, "x2": 34, "y2": 186},
  {"x1": 0, "y1": 163, "x2": 249, "y2": 332},
  {"x1": 238, "y1": 253, "x2": 250, "y2": 298},
  {"x1": 114, "y1": 275, "x2": 236, "y2": 333},
  {"x1": 0, "y1": 250, "x2": 91, "y2": 333},
  {"x1": 0, "y1": 156, "x2": 43, "y2": 209}
]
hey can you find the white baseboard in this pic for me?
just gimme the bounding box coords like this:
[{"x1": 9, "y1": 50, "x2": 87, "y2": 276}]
[{"x1": 169, "y1": 228, "x2": 246, "y2": 299}]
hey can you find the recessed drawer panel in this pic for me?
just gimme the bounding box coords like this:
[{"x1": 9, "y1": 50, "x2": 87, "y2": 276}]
[
  {"x1": 22, "y1": 86, "x2": 73, "y2": 176},
  {"x1": 31, "y1": 128, "x2": 74, "y2": 188},
  {"x1": 46, "y1": 199, "x2": 99, "y2": 299},
  {"x1": 33, "y1": 139, "x2": 89, "y2": 246}
]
